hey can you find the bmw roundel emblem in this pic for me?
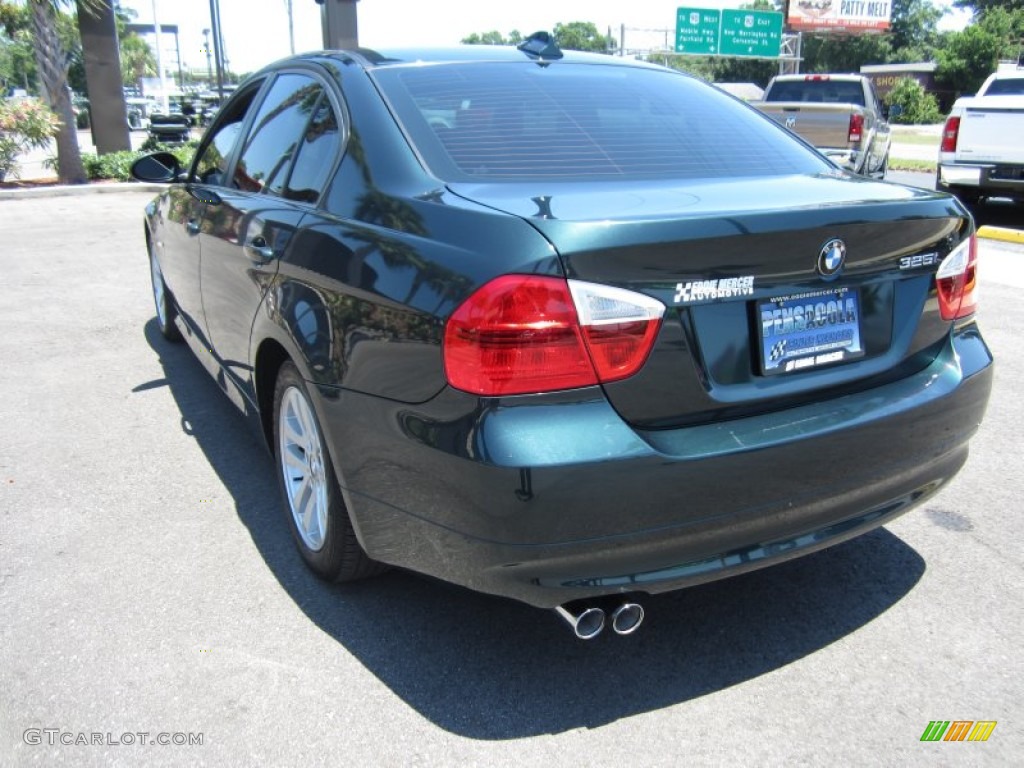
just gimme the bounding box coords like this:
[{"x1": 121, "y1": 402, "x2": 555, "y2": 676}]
[{"x1": 817, "y1": 238, "x2": 847, "y2": 279}]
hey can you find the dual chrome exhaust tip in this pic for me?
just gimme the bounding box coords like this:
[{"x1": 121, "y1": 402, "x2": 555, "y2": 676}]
[{"x1": 555, "y1": 601, "x2": 645, "y2": 639}]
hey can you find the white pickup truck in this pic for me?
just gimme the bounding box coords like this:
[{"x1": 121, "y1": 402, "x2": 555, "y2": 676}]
[
  {"x1": 754, "y1": 74, "x2": 892, "y2": 178},
  {"x1": 938, "y1": 66, "x2": 1024, "y2": 205}
]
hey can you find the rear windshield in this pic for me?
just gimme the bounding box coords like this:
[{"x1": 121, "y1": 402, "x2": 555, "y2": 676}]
[
  {"x1": 372, "y1": 62, "x2": 828, "y2": 182},
  {"x1": 765, "y1": 79, "x2": 866, "y2": 105},
  {"x1": 983, "y1": 77, "x2": 1024, "y2": 96}
]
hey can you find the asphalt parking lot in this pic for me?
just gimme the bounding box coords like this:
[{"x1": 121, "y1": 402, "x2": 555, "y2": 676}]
[{"x1": 1, "y1": 189, "x2": 1021, "y2": 766}]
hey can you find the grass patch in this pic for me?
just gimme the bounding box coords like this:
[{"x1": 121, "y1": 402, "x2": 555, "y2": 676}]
[
  {"x1": 890, "y1": 133, "x2": 941, "y2": 146},
  {"x1": 889, "y1": 157, "x2": 937, "y2": 173}
]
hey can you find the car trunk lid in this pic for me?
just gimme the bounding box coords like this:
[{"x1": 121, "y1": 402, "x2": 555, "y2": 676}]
[{"x1": 447, "y1": 173, "x2": 971, "y2": 428}]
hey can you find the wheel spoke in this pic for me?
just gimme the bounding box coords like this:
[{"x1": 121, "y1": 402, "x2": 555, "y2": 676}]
[
  {"x1": 282, "y1": 411, "x2": 305, "y2": 448},
  {"x1": 283, "y1": 444, "x2": 306, "y2": 475},
  {"x1": 297, "y1": 401, "x2": 318, "y2": 447}
]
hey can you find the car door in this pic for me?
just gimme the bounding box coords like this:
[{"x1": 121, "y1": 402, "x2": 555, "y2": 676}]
[
  {"x1": 198, "y1": 71, "x2": 339, "y2": 406},
  {"x1": 164, "y1": 81, "x2": 263, "y2": 340}
]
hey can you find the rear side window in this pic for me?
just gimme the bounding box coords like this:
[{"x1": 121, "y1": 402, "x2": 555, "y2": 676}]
[
  {"x1": 373, "y1": 62, "x2": 828, "y2": 181},
  {"x1": 235, "y1": 74, "x2": 324, "y2": 195},
  {"x1": 284, "y1": 95, "x2": 341, "y2": 203}
]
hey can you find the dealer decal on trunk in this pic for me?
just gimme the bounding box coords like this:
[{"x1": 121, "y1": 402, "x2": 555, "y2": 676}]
[{"x1": 674, "y1": 276, "x2": 755, "y2": 304}]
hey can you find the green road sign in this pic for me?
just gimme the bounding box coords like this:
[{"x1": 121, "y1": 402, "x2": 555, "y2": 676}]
[
  {"x1": 719, "y1": 9, "x2": 783, "y2": 58},
  {"x1": 675, "y1": 7, "x2": 721, "y2": 56}
]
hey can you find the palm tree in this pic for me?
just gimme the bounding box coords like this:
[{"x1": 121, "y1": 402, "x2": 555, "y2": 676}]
[{"x1": 29, "y1": 0, "x2": 95, "y2": 183}]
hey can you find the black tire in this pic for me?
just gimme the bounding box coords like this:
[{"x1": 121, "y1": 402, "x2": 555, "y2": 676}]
[
  {"x1": 149, "y1": 241, "x2": 182, "y2": 342},
  {"x1": 272, "y1": 362, "x2": 384, "y2": 582},
  {"x1": 953, "y1": 188, "x2": 982, "y2": 209}
]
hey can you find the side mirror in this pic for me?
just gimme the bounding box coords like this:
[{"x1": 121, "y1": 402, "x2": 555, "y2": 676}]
[
  {"x1": 130, "y1": 151, "x2": 182, "y2": 184},
  {"x1": 887, "y1": 104, "x2": 903, "y2": 120}
]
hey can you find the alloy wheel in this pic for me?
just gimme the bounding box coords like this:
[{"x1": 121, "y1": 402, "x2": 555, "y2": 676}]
[{"x1": 278, "y1": 386, "x2": 329, "y2": 551}]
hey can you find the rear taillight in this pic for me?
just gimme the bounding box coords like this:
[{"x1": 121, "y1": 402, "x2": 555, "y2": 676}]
[
  {"x1": 443, "y1": 275, "x2": 664, "y2": 396},
  {"x1": 940, "y1": 116, "x2": 961, "y2": 153},
  {"x1": 848, "y1": 113, "x2": 864, "y2": 143},
  {"x1": 936, "y1": 235, "x2": 978, "y2": 321}
]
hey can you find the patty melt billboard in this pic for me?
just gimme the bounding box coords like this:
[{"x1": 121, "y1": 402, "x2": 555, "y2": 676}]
[{"x1": 788, "y1": 1, "x2": 892, "y2": 32}]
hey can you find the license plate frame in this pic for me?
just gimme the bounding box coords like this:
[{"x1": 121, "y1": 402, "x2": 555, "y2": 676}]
[{"x1": 758, "y1": 288, "x2": 865, "y2": 376}]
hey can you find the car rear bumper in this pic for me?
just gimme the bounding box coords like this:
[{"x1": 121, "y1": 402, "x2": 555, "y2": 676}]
[
  {"x1": 939, "y1": 160, "x2": 1024, "y2": 198},
  {"x1": 320, "y1": 323, "x2": 992, "y2": 608}
]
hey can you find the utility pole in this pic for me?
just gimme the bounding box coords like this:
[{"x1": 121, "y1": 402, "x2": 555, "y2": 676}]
[{"x1": 318, "y1": 0, "x2": 359, "y2": 50}]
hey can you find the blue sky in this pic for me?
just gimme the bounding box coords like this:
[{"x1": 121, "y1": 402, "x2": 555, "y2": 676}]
[{"x1": 118, "y1": 0, "x2": 973, "y2": 76}]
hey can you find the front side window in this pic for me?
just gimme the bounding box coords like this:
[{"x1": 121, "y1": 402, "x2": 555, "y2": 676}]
[
  {"x1": 192, "y1": 84, "x2": 261, "y2": 186},
  {"x1": 234, "y1": 74, "x2": 324, "y2": 195}
]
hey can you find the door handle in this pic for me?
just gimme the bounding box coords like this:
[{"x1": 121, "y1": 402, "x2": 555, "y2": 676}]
[
  {"x1": 245, "y1": 236, "x2": 275, "y2": 263},
  {"x1": 186, "y1": 219, "x2": 200, "y2": 235}
]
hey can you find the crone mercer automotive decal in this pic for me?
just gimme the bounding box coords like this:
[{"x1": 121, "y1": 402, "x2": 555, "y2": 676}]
[{"x1": 673, "y1": 276, "x2": 755, "y2": 304}]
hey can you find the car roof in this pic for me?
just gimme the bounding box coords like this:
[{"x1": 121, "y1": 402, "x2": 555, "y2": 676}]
[{"x1": 263, "y1": 45, "x2": 660, "y2": 73}]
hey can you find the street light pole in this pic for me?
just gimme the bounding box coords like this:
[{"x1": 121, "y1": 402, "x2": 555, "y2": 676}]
[
  {"x1": 287, "y1": 0, "x2": 296, "y2": 55},
  {"x1": 150, "y1": 0, "x2": 169, "y2": 112},
  {"x1": 208, "y1": 0, "x2": 225, "y2": 100}
]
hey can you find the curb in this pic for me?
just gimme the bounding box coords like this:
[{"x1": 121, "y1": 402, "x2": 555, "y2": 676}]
[
  {"x1": 0, "y1": 182, "x2": 165, "y2": 200},
  {"x1": 977, "y1": 225, "x2": 1024, "y2": 244}
]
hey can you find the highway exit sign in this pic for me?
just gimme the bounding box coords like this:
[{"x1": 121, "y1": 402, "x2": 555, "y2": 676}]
[
  {"x1": 675, "y1": 7, "x2": 782, "y2": 58},
  {"x1": 719, "y1": 9, "x2": 783, "y2": 57},
  {"x1": 675, "y1": 7, "x2": 721, "y2": 55}
]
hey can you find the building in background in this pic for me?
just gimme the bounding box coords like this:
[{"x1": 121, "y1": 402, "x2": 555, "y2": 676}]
[{"x1": 859, "y1": 62, "x2": 952, "y2": 111}]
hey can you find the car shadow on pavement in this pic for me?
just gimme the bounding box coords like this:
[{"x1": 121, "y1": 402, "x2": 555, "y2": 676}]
[{"x1": 143, "y1": 319, "x2": 926, "y2": 741}]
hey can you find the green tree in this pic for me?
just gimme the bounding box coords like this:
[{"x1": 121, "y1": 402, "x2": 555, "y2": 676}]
[
  {"x1": 801, "y1": 32, "x2": 892, "y2": 74},
  {"x1": 119, "y1": 27, "x2": 153, "y2": 86},
  {"x1": 552, "y1": 21, "x2": 615, "y2": 53},
  {"x1": 953, "y1": 0, "x2": 1024, "y2": 15},
  {"x1": 461, "y1": 30, "x2": 510, "y2": 45},
  {"x1": 1, "y1": 21, "x2": 35, "y2": 92},
  {"x1": 937, "y1": 22, "x2": 1008, "y2": 96},
  {"x1": 884, "y1": 77, "x2": 943, "y2": 123},
  {"x1": 889, "y1": 0, "x2": 944, "y2": 53},
  {"x1": 460, "y1": 29, "x2": 523, "y2": 46},
  {"x1": 0, "y1": 1, "x2": 79, "y2": 94},
  {"x1": 653, "y1": 54, "x2": 716, "y2": 82},
  {"x1": 975, "y1": 6, "x2": 1024, "y2": 57}
]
